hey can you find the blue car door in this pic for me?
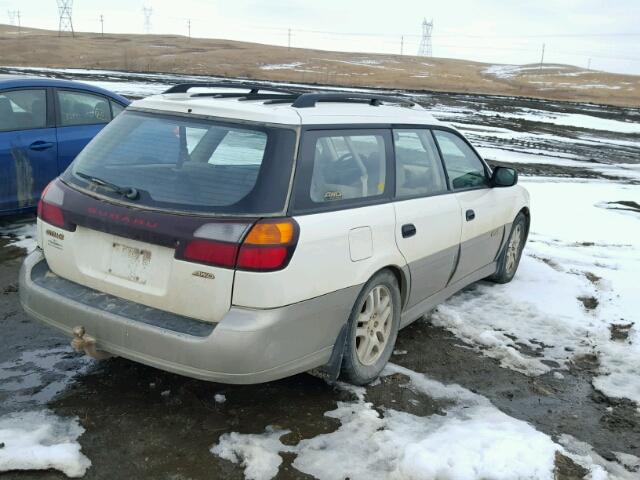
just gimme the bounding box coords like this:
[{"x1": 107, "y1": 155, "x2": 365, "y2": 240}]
[
  {"x1": 0, "y1": 88, "x2": 58, "y2": 214},
  {"x1": 55, "y1": 88, "x2": 112, "y2": 172}
]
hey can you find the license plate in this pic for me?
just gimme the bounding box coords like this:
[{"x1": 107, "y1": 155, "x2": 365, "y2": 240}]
[{"x1": 108, "y1": 242, "x2": 152, "y2": 284}]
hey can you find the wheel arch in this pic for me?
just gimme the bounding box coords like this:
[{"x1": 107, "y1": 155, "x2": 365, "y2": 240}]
[
  {"x1": 518, "y1": 206, "x2": 531, "y2": 240},
  {"x1": 314, "y1": 263, "x2": 408, "y2": 384},
  {"x1": 375, "y1": 264, "x2": 410, "y2": 311}
]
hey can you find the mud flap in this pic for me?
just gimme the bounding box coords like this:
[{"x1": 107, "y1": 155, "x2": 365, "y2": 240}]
[{"x1": 308, "y1": 323, "x2": 348, "y2": 383}]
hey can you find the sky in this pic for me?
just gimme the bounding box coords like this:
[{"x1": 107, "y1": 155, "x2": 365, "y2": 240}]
[{"x1": 1, "y1": 0, "x2": 640, "y2": 75}]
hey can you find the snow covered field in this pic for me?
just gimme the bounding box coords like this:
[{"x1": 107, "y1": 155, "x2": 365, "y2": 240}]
[
  {"x1": 432, "y1": 179, "x2": 640, "y2": 402},
  {"x1": 0, "y1": 67, "x2": 638, "y2": 479}
]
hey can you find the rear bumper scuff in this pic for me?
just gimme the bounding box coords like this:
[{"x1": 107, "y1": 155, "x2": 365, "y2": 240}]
[{"x1": 20, "y1": 249, "x2": 358, "y2": 384}]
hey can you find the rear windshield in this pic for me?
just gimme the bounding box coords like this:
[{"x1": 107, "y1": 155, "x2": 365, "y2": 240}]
[{"x1": 64, "y1": 110, "x2": 297, "y2": 215}]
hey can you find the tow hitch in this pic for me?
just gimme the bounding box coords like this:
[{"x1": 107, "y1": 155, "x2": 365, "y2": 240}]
[{"x1": 71, "y1": 326, "x2": 113, "y2": 360}]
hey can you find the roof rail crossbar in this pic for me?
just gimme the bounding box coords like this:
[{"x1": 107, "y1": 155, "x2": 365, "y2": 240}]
[
  {"x1": 291, "y1": 92, "x2": 415, "y2": 108},
  {"x1": 163, "y1": 81, "x2": 304, "y2": 95}
]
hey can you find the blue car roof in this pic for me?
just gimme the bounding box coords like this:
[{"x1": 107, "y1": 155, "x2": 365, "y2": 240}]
[{"x1": 0, "y1": 76, "x2": 130, "y2": 105}]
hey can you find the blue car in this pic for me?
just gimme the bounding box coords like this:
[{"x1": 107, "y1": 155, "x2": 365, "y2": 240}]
[{"x1": 0, "y1": 76, "x2": 129, "y2": 216}]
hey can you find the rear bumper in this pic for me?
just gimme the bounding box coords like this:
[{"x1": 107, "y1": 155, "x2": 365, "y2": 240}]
[{"x1": 19, "y1": 249, "x2": 358, "y2": 384}]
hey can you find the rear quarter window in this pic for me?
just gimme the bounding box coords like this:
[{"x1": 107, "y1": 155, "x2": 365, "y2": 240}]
[{"x1": 292, "y1": 129, "x2": 393, "y2": 213}]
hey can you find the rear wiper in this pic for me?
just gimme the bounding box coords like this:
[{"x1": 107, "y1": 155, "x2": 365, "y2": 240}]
[{"x1": 75, "y1": 171, "x2": 140, "y2": 200}]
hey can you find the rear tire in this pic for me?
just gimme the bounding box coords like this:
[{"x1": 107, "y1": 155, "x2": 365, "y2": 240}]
[
  {"x1": 490, "y1": 212, "x2": 528, "y2": 284},
  {"x1": 340, "y1": 270, "x2": 401, "y2": 385}
]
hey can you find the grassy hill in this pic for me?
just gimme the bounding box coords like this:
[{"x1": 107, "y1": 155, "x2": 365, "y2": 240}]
[{"x1": 1, "y1": 24, "x2": 639, "y2": 107}]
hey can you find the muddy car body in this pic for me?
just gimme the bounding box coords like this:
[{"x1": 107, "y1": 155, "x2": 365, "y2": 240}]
[{"x1": 19, "y1": 83, "x2": 530, "y2": 385}]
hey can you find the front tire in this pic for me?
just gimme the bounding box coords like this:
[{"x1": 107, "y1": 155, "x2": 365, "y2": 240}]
[
  {"x1": 490, "y1": 212, "x2": 528, "y2": 284},
  {"x1": 340, "y1": 270, "x2": 401, "y2": 385}
]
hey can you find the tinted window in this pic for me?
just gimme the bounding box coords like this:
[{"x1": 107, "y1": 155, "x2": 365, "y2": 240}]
[
  {"x1": 65, "y1": 111, "x2": 296, "y2": 214},
  {"x1": 58, "y1": 90, "x2": 111, "y2": 127},
  {"x1": 394, "y1": 129, "x2": 447, "y2": 198},
  {"x1": 0, "y1": 89, "x2": 46, "y2": 132},
  {"x1": 434, "y1": 130, "x2": 488, "y2": 190},
  {"x1": 110, "y1": 101, "x2": 125, "y2": 118},
  {"x1": 309, "y1": 133, "x2": 387, "y2": 203}
]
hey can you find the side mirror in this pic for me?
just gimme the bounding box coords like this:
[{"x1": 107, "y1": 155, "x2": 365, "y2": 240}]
[{"x1": 491, "y1": 166, "x2": 518, "y2": 187}]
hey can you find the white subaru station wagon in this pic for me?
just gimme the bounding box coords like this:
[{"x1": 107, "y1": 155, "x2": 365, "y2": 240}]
[{"x1": 20, "y1": 82, "x2": 530, "y2": 385}]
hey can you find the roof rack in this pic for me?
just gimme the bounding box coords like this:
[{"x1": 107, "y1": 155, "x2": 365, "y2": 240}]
[
  {"x1": 163, "y1": 82, "x2": 416, "y2": 109},
  {"x1": 163, "y1": 81, "x2": 304, "y2": 96},
  {"x1": 289, "y1": 92, "x2": 416, "y2": 108}
]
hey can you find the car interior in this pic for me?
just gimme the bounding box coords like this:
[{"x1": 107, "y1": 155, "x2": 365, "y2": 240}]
[{"x1": 310, "y1": 135, "x2": 386, "y2": 202}]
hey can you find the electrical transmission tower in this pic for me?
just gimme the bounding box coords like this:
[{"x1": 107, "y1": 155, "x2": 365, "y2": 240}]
[
  {"x1": 7, "y1": 10, "x2": 20, "y2": 34},
  {"x1": 417, "y1": 18, "x2": 433, "y2": 57},
  {"x1": 142, "y1": 6, "x2": 153, "y2": 34},
  {"x1": 57, "y1": 0, "x2": 75, "y2": 37}
]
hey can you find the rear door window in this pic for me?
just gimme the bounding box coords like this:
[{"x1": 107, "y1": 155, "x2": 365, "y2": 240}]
[
  {"x1": 0, "y1": 89, "x2": 47, "y2": 131},
  {"x1": 65, "y1": 110, "x2": 296, "y2": 215},
  {"x1": 394, "y1": 129, "x2": 448, "y2": 198},
  {"x1": 293, "y1": 129, "x2": 392, "y2": 212},
  {"x1": 57, "y1": 90, "x2": 111, "y2": 126},
  {"x1": 433, "y1": 130, "x2": 488, "y2": 190}
]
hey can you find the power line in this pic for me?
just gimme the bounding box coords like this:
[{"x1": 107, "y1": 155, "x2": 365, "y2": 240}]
[
  {"x1": 242, "y1": 25, "x2": 640, "y2": 40},
  {"x1": 99, "y1": 14, "x2": 104, "y2": 37},
  {"x1": 56, "y1": 0, "x2": 74, "y2": 37}
]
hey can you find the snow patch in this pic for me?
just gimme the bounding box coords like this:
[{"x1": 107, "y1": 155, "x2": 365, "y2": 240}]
[
  {"x1": 430, "y1": 180, "x2": 640, "y2": 404},
  {"x1": 0, "y1": 410, "x2": 91, "y2": 478},
  {"x1": 559, "y1": 434, "x2": 639, "y2": 480},
  {"x1": 485, "y1": 64, "x2": 574, "y2": 79},
  {"x1": 212, "y1": 365, "x2": 563, "y2": 480},
  {"x1": 260, "y1": 62, "x2": 305, "y2": 71},
  {"x1": 211, "y1": 426, "x2": 291, "y2": 480},
  {"x1": 485, "y1": 108, "x2": 640, "y2": 134},
  {"x1": 1, "y1": 221, "x2": 36, "y2": 251}
]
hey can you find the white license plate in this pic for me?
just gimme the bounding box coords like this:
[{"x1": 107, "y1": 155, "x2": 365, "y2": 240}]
[{"x1": 108, "y1": 242, "x2": 152, "y2": 284}]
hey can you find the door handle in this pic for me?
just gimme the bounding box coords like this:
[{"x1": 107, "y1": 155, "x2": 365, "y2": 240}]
[
  {"x1": 401, "y1": 224, "x2": 417, "y2": 238},
  {"x1": 29, "y1": 141, "x2": 54, "y2": 151},
  {"x1": 466, "y1": 209, "x2": 476, "y2": 221}
]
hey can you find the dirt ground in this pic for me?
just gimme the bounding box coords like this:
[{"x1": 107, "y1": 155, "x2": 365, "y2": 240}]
[
  {"x1": 0, "y1": 240, "x2": 637, "y2": 480},
  {"x1": 1, "y1": 23, "x2": 639, "y2": 107}
]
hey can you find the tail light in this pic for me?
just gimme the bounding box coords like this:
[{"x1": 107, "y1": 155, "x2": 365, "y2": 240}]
[
  {"x1": 237, "y1": 219, "x2": 298, "y2": 271},
  {"x1": 38, "y1": 179, "x2": 75, "y2": 231},
  {"x1": 180, "y1": 239, "x2": 238, "y2": 268},
  {"x1": 176, "y1": 218, "x2": 298, "y2": 272}
]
